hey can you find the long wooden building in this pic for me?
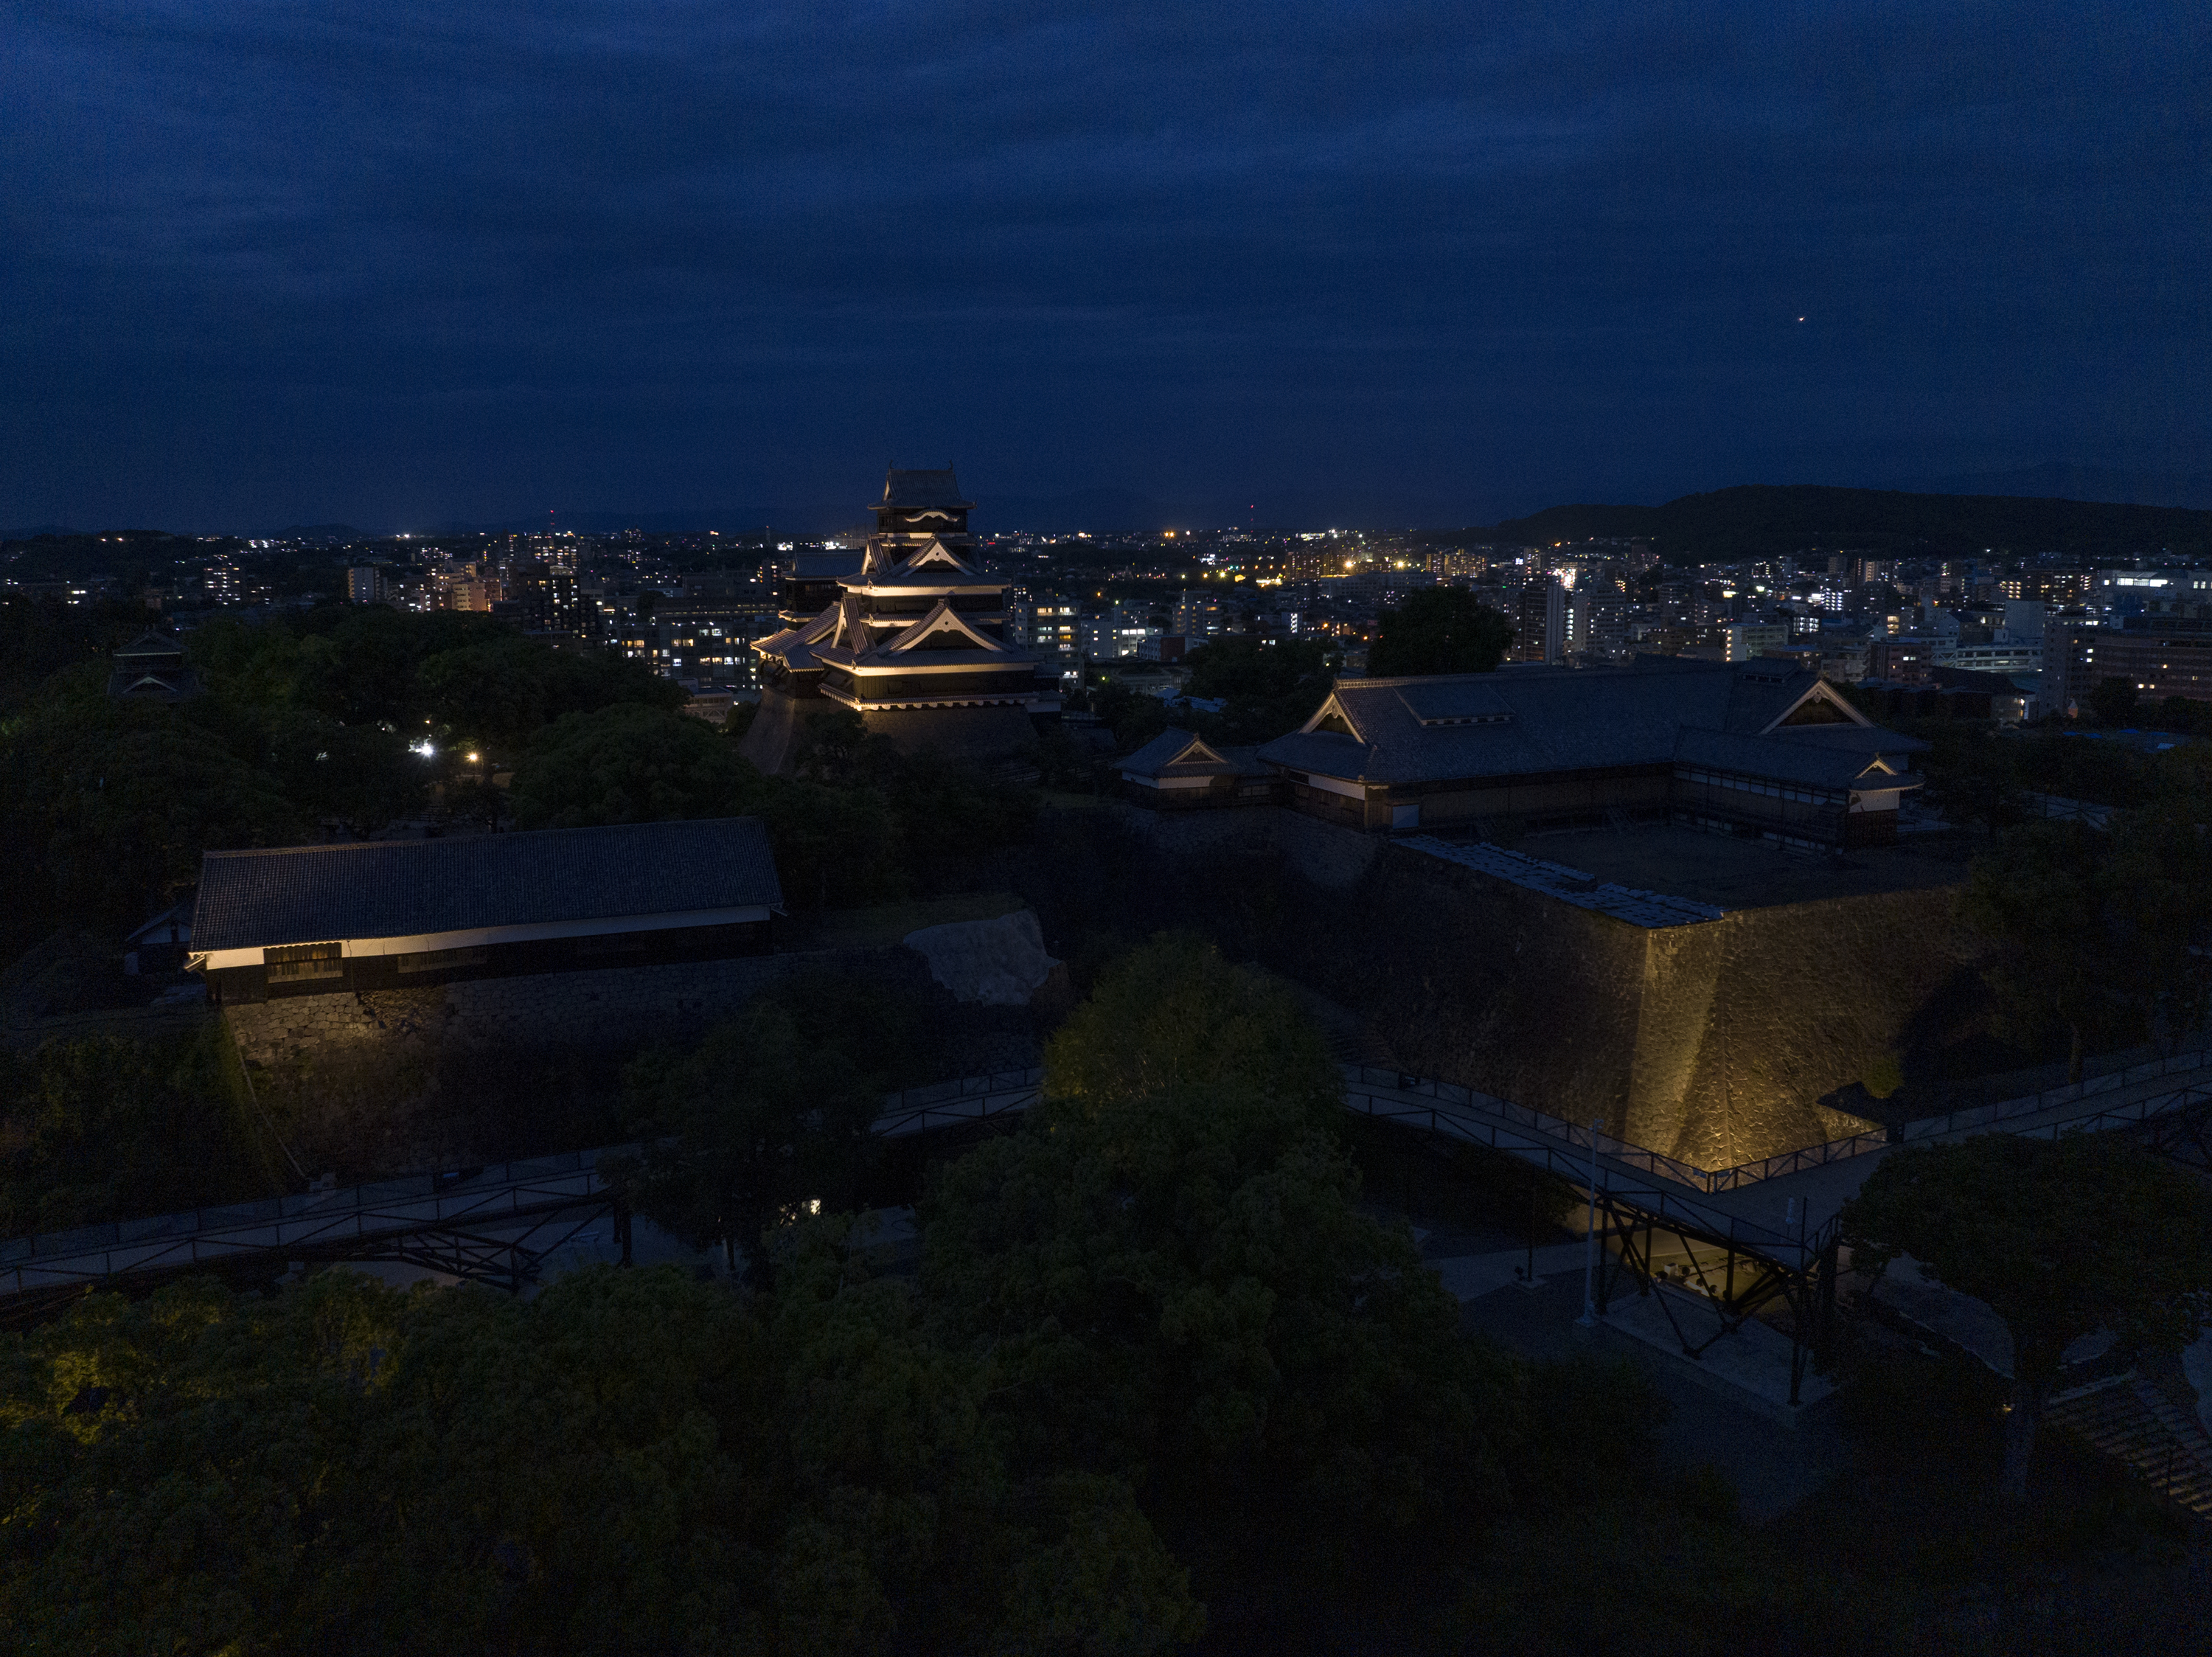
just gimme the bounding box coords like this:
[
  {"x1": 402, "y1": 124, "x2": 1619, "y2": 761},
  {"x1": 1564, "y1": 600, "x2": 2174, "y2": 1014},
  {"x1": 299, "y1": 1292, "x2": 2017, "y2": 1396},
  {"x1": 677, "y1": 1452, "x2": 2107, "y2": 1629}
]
[
  {"x1": 189, "y1": 819, "x2": 784, "y2": 1004},
  {"x1": 1256, "y1": 658, "x2": 1926, "y2": 850}
]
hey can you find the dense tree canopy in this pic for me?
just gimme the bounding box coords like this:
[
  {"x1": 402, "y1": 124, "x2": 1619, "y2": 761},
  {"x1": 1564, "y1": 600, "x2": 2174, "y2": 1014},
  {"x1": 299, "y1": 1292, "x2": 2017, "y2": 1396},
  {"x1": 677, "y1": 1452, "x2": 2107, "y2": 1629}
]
[
  {"x1": 0, "y1": 1024, "x2": 265, "y2": 1236},
  {"x1": 509, "y1": 701, "x2": 750, "y2": 829},
  {"x1": 0, "y1": 1262, "x2": 1203, "y2": 1655},
  {"x1": 923, "y1": 936, "x2": 1514, "y2": 1549},
  {"x1": 1366, "y1": 588, "x2": 1514, "y2": 678},
  {"x1": 1841, "y1": 1132, "x2": 2212, "y2": 1500},
  {"x1": 0, "y1": 608, "x2": 695, "y2": 953},
  {"x1": 1959, "y1": 801, "x2": 2212, "y2": 1078},
  {"x1": 611, "y1": 978, "x2": 928, "y2": 1285},
  {"x1": 1178, "y1": 637, "x2": 1340, "y2": 746}
]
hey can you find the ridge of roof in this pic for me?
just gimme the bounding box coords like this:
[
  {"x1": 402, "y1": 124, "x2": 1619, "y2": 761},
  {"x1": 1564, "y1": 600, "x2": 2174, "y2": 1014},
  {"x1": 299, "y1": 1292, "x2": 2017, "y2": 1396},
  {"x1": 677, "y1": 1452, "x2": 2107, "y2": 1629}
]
[
  {"x1": 193, "y1": 818, "x2": 784, "y2": 953},
  {"x1": 880, "y1": 467, "x2": 973, "y2": 509}
]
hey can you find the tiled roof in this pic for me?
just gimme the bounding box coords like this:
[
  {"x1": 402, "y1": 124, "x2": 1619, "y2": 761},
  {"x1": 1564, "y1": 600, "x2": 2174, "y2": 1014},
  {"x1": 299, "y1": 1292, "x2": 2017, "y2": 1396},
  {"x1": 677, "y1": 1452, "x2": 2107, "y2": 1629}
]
[
  {"x1": 1672, "y1": 729, "x2": 1891, "y2": 789},
  {"x1": 194, "y1": 819, "x2": 783, "y2": 953},
  {"x1": 1256, "y1": 661, "x2": 1923, "y2": 791},
  {"x1": 1117, "y1": 728, "x2": 1271, "y2": 779},
  {"x1": 881, "y1": 468, "x2": 973, "y2": 509},
  {"x1": 1400, "y1": 836, "x2": 1729, "y2": 928},
  {"x1": 114, "y1": 632, "x2": 186, "y2": 661}
]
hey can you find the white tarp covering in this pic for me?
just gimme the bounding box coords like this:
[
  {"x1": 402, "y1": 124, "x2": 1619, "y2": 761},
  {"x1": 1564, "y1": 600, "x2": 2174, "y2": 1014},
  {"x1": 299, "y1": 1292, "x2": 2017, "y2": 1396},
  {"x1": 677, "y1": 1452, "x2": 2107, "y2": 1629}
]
[{"x1": 903, "y1": 909, "x2": 1060, "y2": 1006}]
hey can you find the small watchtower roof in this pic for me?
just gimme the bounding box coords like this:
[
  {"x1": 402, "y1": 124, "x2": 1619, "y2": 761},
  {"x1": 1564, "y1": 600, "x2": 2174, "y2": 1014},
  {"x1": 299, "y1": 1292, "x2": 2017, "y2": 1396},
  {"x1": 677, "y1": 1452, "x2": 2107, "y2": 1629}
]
[
  {"x1": 881, "y1": 468, "x2": 973, "y2": 510},
  {"x1": 114, "y1": 632, "x2": 186, "y2": 660}
]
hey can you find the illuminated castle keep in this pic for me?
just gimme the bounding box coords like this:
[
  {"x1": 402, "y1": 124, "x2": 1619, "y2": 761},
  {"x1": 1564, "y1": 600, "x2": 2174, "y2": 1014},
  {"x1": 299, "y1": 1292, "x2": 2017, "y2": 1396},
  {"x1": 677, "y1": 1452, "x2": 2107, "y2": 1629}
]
[{"x1": 742, "y1": 467, "x2": 1057, "y2": 773}]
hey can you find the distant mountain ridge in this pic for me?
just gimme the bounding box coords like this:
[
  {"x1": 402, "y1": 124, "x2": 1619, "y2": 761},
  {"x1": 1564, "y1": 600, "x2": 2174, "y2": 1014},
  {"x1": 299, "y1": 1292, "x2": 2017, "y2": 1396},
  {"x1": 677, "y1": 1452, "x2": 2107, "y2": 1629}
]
[
  {"x1": 1887, "y1": 462, "x2": 2212, "y2": 511},
  {"x1": 1463, "y1": 484, "x2": 2212, "y2": 566}
]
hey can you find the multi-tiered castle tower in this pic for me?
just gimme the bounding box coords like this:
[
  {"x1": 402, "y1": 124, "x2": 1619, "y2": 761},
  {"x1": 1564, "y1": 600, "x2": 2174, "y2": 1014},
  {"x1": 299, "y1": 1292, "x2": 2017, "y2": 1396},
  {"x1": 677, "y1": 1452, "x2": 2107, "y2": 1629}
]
[{"x1": 741, "y1": 468, "x2": 1056, "y2": 773}]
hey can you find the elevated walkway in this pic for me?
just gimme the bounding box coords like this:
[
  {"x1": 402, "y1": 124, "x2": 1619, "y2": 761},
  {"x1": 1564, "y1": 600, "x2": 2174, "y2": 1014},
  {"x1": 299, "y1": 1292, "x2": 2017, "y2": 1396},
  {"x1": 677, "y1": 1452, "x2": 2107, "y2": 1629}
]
[
  {"x1": 1, "y1": 1069, "x2": 1047, "y2": 1320},
  {"x1": 1344, "y1": 1048, "x2": 2212, "y2": 1403},
  {"x1": 7, "y1": 1052, "x2": 2205, "y2": 1356}
]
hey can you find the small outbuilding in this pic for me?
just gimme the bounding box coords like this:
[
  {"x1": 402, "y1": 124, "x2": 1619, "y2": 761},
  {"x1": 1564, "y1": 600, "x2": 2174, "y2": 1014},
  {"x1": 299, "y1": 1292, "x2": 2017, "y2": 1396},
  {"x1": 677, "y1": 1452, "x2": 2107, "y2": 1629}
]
[
  {"x1": 106, "y1": 633, "x2": 199, "y2": 701},
  {"x1": 189, "y1": 818, "x2": 785, "y2": 1004},
  {"x1": 1113, "y1": 728, "x2": 1277, "y2": 809}
]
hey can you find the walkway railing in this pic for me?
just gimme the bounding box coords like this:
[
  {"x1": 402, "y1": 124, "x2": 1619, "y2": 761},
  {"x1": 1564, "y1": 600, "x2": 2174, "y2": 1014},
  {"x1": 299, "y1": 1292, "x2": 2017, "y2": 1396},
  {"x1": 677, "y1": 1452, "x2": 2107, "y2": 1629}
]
[
  {"x1": 1338, "y1": 1066, "x2": 1889, "y2": 1195},
  {"x1": 15, "y1": 1049, "x2": 2208, "y2": 1307},
  {"x1": 874, "y1": 1067, "x2": 1046, "y2": 1138},
  {"x1": 0, "y1": 1071, "x2": 1050, "y2": 1298},
  {"x1": 0, "y1": 1148, "x2": 623, "y2": 1297},
  {"x1": 1902, "y1": 1047, "x2": 2212, "y2": 1139},
  {"x1": 1352, "y1": 1044, "x2": 2212, "y2": 1198}
]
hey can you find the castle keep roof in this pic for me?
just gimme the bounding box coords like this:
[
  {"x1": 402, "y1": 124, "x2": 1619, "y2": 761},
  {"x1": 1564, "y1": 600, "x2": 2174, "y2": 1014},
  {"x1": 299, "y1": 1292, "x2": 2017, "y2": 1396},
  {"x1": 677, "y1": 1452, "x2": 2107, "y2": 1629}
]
[
  {"x1": 752, "y1": 464, "x2": 1048, "y2": 715},
  {"x1": 880, "y1": 468, "x2": 973, "y2": 510}
]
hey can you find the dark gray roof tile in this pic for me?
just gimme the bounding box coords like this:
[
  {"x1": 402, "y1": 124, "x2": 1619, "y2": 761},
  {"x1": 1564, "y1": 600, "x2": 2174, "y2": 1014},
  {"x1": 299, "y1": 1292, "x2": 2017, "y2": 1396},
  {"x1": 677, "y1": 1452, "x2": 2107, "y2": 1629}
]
[
  {"x1": 194, "y1": 819, "x2": 783, "y2": 952},
  {"x1": 881, "y1": 468, "x2": 973, "y2": 509},
  {"x1": 1256, "y1": 661, "x2": 1922, "y2": 791}
]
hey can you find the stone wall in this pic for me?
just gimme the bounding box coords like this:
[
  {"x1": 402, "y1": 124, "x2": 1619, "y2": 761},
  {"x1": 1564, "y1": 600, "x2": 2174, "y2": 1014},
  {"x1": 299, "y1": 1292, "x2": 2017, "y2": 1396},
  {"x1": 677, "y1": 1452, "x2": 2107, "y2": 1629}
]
[
  {"x1": 1104, "y1": 810, "x2": 1983, "y2": 1169},
  {"x1": 1327, "y1": 850, "x2": 1982, "y2": 1169}
]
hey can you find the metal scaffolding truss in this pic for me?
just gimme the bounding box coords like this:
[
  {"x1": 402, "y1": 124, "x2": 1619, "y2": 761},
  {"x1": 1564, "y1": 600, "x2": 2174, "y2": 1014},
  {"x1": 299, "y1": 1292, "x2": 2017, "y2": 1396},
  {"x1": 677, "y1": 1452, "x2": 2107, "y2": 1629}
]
[
  {"x1": 1342, "y1": 1055, "x2": 2212, "y2": 1407},
  {"x1": 1340, "y1": 1068, "x2": 1840, "y2": 1271},
  {"x1": 1589, "y1": 1192, "x2": 1840, "y2": 1405}
]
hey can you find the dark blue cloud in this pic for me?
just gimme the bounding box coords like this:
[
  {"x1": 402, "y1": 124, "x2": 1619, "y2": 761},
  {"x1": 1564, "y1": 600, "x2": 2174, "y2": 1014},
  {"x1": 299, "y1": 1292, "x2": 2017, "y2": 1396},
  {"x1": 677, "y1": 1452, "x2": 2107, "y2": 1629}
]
[{"x1": 2, "y1": 1, "x2": 2207, "y2": 529}]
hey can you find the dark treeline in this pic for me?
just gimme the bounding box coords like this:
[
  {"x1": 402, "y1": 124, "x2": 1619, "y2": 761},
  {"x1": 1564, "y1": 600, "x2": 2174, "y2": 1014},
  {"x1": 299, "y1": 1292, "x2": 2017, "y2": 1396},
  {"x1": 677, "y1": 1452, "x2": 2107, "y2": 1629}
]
[{"x1": 0, "y1": 600, "x2": 1039, "y2": 962}]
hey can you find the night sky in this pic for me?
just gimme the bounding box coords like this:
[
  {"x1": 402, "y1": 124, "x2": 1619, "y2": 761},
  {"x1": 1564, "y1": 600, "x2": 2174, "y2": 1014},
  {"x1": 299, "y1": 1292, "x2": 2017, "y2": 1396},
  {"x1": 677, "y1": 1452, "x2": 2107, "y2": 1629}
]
[{"x1": 4, "y1": 2, "x2": 2206, "y2": 532}]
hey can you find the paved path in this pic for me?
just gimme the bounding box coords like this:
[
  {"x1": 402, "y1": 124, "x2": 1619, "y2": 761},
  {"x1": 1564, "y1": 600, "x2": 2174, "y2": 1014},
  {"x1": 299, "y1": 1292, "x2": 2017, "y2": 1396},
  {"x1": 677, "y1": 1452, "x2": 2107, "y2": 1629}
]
[
  {"x1": 1456, "y1": 1268, "x2": 1847, "y2": 1519},
  {"x1": 1429, "y1": 1242, "x2": 1834, "y2": 1417}
]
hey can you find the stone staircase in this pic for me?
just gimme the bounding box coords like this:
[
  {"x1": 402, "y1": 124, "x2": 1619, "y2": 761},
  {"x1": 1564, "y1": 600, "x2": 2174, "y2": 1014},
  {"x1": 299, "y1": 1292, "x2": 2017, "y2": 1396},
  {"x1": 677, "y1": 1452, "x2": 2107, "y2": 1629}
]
[{"x1": 2046, "y1": 1373, "x2": 2212, "y2": 1516}]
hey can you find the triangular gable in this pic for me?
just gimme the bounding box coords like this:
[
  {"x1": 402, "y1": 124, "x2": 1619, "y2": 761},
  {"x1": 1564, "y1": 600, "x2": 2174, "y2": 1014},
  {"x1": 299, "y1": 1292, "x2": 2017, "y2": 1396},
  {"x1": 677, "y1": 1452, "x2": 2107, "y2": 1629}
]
[
  {"x1": 900, "y1": 537, "x2": 974, "y2": 574},
  {"x1": 1172, "y1": 734, "x2": 1230, "y2": 767},
  {"x1": 879, "y1": 600, "x2": 1006, "y2": 655},
  {"x1": 1299, "y1": 693, "x2": 1362, "y2": 740},
  {"x1": 1764, "y1": 678, "x2": 1868, "y2": 733}
]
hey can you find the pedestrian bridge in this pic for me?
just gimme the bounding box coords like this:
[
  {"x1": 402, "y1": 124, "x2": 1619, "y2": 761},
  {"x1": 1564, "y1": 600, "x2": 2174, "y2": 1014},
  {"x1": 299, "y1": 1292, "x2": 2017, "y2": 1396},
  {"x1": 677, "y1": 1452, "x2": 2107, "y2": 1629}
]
[{"x1": 5, "y1": 1052, "x2": 2206, "y2": 1367}]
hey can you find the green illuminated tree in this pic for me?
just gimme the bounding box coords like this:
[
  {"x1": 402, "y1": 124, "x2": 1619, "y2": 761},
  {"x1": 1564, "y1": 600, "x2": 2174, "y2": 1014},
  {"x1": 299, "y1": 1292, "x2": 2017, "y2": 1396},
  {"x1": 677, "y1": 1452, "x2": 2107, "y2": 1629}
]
[
  {"x1": 0, "y1": 1249, "x2": 1203, "y2": 1652},
  {"x1": 1366, "y1": 587, "x2": 1514, "y2": 678},
  {"x1": 1840, "y1": 1131, "x2": 2212, "y2": 1501},
  {"x1": 922, "y1": 935, "x2": 1514, "y2": 1546}
]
